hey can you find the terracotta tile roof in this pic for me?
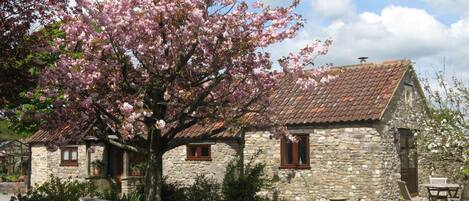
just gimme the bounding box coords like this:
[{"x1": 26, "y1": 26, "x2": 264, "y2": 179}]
[
  {"x1": 28, "y1": 122, "x2": 238, "y2": 143},
  {"x1": 27, "y1": 124, "x2": 94, "y2": 143},
  {"x1": 28, "y1": 60, "x2": 410, "y2": 143},
  {"x1": 28, "y1": 125, "x2": 72, "y2": 143},
  {"x1": 270, "y1": 59, "x2": 410, "y2": 124},
  {"x1": 171, "y1": 122, "x2": 240, "y2": 139}
]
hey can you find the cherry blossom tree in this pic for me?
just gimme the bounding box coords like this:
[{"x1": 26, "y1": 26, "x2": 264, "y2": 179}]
[{"x1": 40, "y1": 0, "x2": 332, "y2": 200}]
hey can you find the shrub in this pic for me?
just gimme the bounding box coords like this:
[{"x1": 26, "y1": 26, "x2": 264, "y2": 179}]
[
  {"x1": 222, "y1": 153, "x2": 267, "y2": 201},
  {"x1": 13, "y1": 154, "x2": 268, "y2": 201},
  {"x1": 95, "y1": 182, "x2": 120, "y2": 201},
  {"x1": 119, "y1": 192, "x2": 143, "y2": 201},
  {"x1": 160, "y1": 152, "x2": 268, "y2": 201},
  {"x1": 161, "y1": 176, "x2": 221, "y2": 201},
  {"x1": 161, "y1": 178, "x2": 186, "y2": 201},
  {"x1": 94, "y1": 181, "x2": 144, "y2": 201},
  {"x1": 11, "y1": 176, "x2": 97, "y2": 201},
  {"x1": 185, "y1": 176, "x2": 221, "y2": 201}
]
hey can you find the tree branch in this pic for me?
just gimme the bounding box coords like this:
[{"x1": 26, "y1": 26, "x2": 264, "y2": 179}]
[{"x1": 107, "y1": 138, "x2": 147, "y2": 155}]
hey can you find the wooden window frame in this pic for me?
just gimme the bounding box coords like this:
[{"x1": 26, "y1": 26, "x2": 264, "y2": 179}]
[
  {"x1": 280, "y1": 134, "x2": 310, "y2": 169},
  {"x1": 186, "y1": 144, "x2": 212, "y2": 161},
  {"x1": 60, "y1": 147, "x2": 78, "y2": 166}
]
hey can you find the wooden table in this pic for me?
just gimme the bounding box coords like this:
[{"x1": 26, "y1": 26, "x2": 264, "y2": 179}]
[{"x1": 421, "y1": 183, "x2": 461, "y2": 200}]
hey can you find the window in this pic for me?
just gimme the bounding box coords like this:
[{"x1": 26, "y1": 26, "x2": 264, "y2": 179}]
[
  {"x1": 404, "y1": 85, "x2": 413, "y2": 106},
  {"x1": 61, "y1": 147, "x2": 78, "y2": 166},
  {"x1": 186, "y1": 144, "x2": 211, "y2": 161},
  {"x1": 280, "y1": 135, "x2": 310, "y2": 169}
]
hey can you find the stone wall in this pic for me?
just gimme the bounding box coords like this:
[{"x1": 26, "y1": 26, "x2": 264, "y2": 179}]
[
  {"x1": 241, "y1": 69, "x2": 432, "y2": 201},
  {"x1": 376, "y1": 69, "x2": 432, "y2": 198},
  {"x1": 244, "y1": 125, "x2": 391, "y2": 201},
  {"x1": 30, "y1": 145, "x2": 49, "y2": 186},
  {"x1": 30, "y1": 142, "x2": 106, "y2": 187},
  {"x1": 163, "y1": 139, "x2": 241, "y2": 185}
]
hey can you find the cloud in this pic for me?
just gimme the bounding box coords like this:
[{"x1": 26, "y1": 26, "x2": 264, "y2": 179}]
[
  {"x1": 325, "y1": 6, "x2": 450, "y2": 62},
  {"x1": 451, "y1": 16, "x2": 469, "y2": 38},
  {"x1": 268, "y1": 5, "x2": 469, "y2": 78},
  {"x1": 424, "y1": 0, "x2": 469, "y2": 13},
  {"x1": 311, "y1": 0, "x2": 355, "y2": 19},
  {"x1": 269, "y1": 6, "x2": 451, "y2": 63}
]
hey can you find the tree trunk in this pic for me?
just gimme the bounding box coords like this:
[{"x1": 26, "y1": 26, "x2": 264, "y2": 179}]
[
  {"x1": 144, "y1": 150, "x2": 163, "y2": 201},
  {"x1": 144, "y1": 129, "x2": 164, "y2": 201}
]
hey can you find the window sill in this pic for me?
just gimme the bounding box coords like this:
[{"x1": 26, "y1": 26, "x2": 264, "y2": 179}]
[
  {"x1": 60, "y1": 162, "x2": 79, "y2": 167},
  {"x1": 279, "y1": 165, "x2": 311, "y2": 170},
  {"x1": 186, "y1": 157, "x2": 212, "y2": 161}
]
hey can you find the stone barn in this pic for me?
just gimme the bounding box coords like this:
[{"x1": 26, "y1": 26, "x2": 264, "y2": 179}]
[{"x1": 28, "y1": 60, "x2": 431, "y2": 201}]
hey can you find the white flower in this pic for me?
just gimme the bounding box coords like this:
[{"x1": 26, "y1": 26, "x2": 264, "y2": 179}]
[{"x1": 155, "y1": 120, "x2": 166, "y2": 129}]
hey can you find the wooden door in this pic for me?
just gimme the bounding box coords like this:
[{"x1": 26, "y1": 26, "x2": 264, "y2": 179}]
[
  {"x1": 108, "y1": 146, "x2": 124, "y2": 191},
  {"x1": 399, "y1": 129, "x2": 418, "y2": 196}
]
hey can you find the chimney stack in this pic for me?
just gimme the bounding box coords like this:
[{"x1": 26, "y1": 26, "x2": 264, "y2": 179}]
[{"x1": 358, "y1": 57, "x2": 368, "y2": 64}]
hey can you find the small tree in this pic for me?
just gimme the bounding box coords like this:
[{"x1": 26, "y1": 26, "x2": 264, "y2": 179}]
[
  {"x1": 39, "y1": 0, "x2": 334, "y2": 200},
  {"x1": 1, "y1": 3, "x2": 68, "y2": 136},
  {"x1": 0, "y1": 0, "x2": 67, "y2": 108}
]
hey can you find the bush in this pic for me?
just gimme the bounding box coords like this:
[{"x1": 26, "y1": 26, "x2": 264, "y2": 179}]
[
  {"x1": 161, "y1": 175, "x2": 221, "y2": 201},
  {"x1": 95, "y1": 182, "x2": 120, "y2": 201},
  {"x1": 222, "y1": 153, "x2": 267, "y2": 201},
  {"x1": 11, "y1": 176, "x2": 97, "y2": 201},
  {"x1": 185, "y1": 176, "x2": 221, "y2": 201},
  {"x1": 162, "y1": 178, "x2": 186, "y2": 201},
  {"x1": 13, "y1": 154, "x2": 268, "y2": 201},
  {"x1": 119, "y1": 192, "x2": 143, "y2": 201},
  {"x1": 160, "y1": 153, "x2": 267, "y2": 201}
]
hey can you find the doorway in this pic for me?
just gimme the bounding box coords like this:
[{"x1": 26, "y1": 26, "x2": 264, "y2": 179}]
[
  {"x1": 108, "y1": 146, "x2": 124, "y2": 191},
  {"x1": 399, "y1": 128, "x2": 418, "y2": 196}
]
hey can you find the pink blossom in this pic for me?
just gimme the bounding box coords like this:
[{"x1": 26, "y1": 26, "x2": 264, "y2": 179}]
[
  {"x1": 120, "y1": 102, "x2": 134, "y2": 114},
  {"x1": 40, "y1": 0, "x2": 333, "y2": 145}
]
